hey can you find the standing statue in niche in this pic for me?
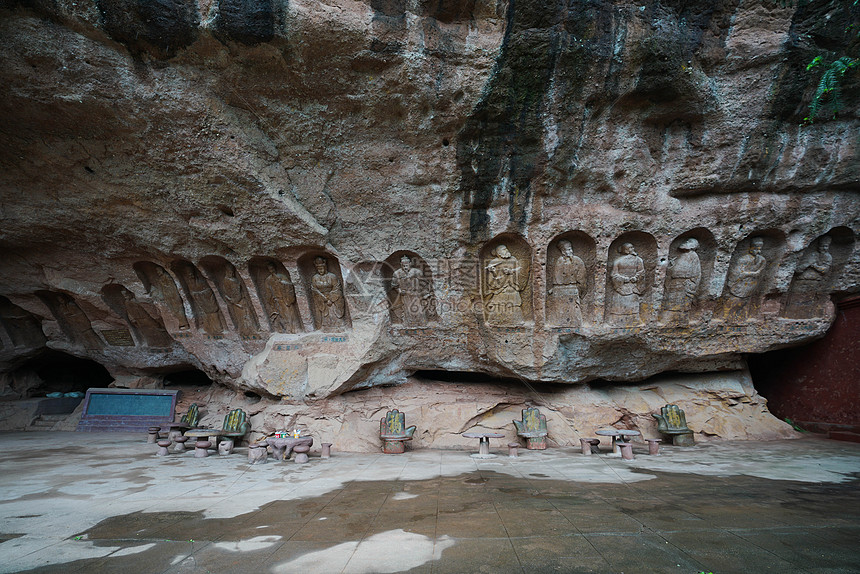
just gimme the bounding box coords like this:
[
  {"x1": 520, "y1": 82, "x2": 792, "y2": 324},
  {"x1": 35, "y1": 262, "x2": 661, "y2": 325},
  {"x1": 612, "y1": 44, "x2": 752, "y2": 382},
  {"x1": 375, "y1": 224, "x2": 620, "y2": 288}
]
[
  {"x1": 263, "y1": 262, "x2": 302, "y2": 333},
  {"x1": 607, "y1": 243, "x2": 645, "y2": 326},
  {"x1": 547, "y1": 240, "x2": 586, "y2": 327},
  {"x1": 311, "y1": 256, "x2": 347, "y2": 330},
  {"x1": 149, "y1": 266, "x2": 190, "y2": 330},
  {"x1": 659, "y1": 238, "x2": 701, "y2": 325},
  {"x1": 120, "y1": 289, "x2": 173, "y2": 347},
  {"x1": 220, "y1": 266, "x2": 258, "y2": 336},
  {"x1": 484, "y1": 244, "x2": 525, "y2": 325},
  {"x1": 187, "y1": 267, "x2": 225, "y2": 335},
  {"x1": 54, "y1": 294, "x2": 103, "y2": 349},
  {"x1": 784, "y1": 236, "x2": 833, "y2": 319},
  {"x1": 722, "y1": 237, "x2": 767, "y2": 323},
  {"x1": 392, "y1": 255, "x2": 430, "y2": 326}
]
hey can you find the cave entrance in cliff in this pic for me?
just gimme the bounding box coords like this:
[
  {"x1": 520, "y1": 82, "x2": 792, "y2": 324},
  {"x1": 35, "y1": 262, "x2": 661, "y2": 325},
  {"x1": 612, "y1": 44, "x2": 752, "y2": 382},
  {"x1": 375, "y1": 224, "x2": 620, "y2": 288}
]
[
  {"x1": 13, "y1": 350, "x2": 113, "y2": 398},
  {"x1": 410, "y1": 370, "x2": 567, "y2": 399},
  {"x1": 413, "y1": 370, "x2": 528, "y2": 385},
  {"x1": 162, "y1": 368, "x2": 214, "y2": 389}
]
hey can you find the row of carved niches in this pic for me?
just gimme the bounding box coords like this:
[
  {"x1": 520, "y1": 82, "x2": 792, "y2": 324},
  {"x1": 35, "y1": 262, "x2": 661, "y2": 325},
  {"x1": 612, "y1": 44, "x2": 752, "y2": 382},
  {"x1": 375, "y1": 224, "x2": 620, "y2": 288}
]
[
  {"x1": 134, "y1": 254, "x2": 353, "y2": 335},
  {"x1": 0, "y1": 296, "x2": 46, "y2": 350},
  {"x1": 491, "y1": 227, "x2": 854, "y2": 328}
]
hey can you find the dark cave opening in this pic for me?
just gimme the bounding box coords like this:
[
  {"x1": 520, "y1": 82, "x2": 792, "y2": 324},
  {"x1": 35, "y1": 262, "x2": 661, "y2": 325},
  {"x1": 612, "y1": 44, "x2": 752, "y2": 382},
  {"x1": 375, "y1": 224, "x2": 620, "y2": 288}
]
[
  {"x1": 162, "y1": 368, "x2": 214, "y2": 387},
  {"x1": 12, "y1": 350, "x2": 113, "y2": 397}
]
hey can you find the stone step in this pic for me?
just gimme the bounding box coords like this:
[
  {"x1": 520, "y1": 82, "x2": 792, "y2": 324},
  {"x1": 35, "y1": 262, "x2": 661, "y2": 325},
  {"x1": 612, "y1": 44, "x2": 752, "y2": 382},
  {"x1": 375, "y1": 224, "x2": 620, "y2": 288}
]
[
  {"x1": 27, "y1": 414, "x2": 69, "y2": 431},
  {"x1": 40, "y1": 414, "x2": 68, "y2": 421}
]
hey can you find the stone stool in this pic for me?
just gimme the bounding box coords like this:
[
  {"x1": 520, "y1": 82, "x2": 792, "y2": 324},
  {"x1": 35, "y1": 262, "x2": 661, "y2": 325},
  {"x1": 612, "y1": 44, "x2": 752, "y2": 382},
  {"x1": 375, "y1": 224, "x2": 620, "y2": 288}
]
[
  {"x1": 508, "y1": 442, "x2": 519, "y2": 458},
  {"x1": 293, "y1": 443, "x2": 310, "y2": 464},
  {"x1": 248, "y1": 441, "x2": 268, "y2": 465},
  {"x1": 618, "y1": 442, "x2": 635, "y2": 461},
  {"x1": 147, "y1": 427, "x2": 161, "y2": 444},
  {"x1": 646, "y1": 438, "x2": 662, "y2": 455},
  {"x1": 194, "y1": 440, "x2": 211, "y2": 458},
  {"x1": 321, "y1": 443, "x2": 332, "y2": 459},
  {"x1": 173, "y1": 435, "x2": 189, "y2": 453},
  {"x1": 580, "y1": 438, "x2": 600, "y2": 455},
  {"x1": 156, "y1": 439, "x2": 172, "y2": 456},
  {"x1": 218, "y1": 438, "x2": 234, "y2": 456}
]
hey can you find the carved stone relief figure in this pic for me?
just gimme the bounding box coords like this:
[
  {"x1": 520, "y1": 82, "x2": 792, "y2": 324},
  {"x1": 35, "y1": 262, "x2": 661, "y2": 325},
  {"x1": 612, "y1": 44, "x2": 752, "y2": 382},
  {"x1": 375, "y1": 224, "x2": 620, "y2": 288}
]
[
  {"x1": 149, "y1": 265, "x2": 190, "y2": 330},
  {"x1": 184, "y1": 265, "x2": 226, "y2": 335},
  {"x1": 218, "y1": 264, "x2": 260, "y2": 336},
  {"x1": 50, "y1": 293, "x2": 103, "y2": 349},
  {"x1": 484, "y1": 244, "x2": 526, "y2": 325},
  {"x1": 262, "y1": 262, "x2": 303, "y2": 333},
  {"x1": 607, "y1": 243, "x2": 645, "y2": 326},
  {"x1": 119, "y1": 288, "x2": 173, "y2": 347},
  {"x1": 721, "y1": 237, "x2": 767, "y2": 323},
  {"x1": 310, "y1": 256, "x2": 347, "y2": 331},
  {"x1": 391, "y1": 255, "x2": 431, "y2": 326},
  {"x1": 783, "y1": 236, "x2": 833, "y2": 319},
  {"x1": 547, "y1": 240, "x2": 587, "y2": 327},
  {"x1": 0, "y1": 297, "x2": 46, "y2": 349},
  {"x1": 659, "y1": 238, "x2": 702, "y2": 325}
]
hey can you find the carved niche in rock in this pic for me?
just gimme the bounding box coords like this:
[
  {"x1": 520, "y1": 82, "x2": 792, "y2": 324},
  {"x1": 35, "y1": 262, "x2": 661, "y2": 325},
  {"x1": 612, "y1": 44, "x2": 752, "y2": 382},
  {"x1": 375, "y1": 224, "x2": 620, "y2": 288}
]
[
  {"x1": 200, "y1": 257, "x2": 260, "y2": 337},
  {"x1": 480, "y1": 235, "x2": 533, "y2": 326},
  {"x1": 346, "y1": 260, "x2": 390, "y2": 319},
  {"x1": 171, "y1": 260, "x2": 227, "y2": 335},
  {"x1": 249, "y1": 258, "x2": 304, "y2": 333},
  {"x1": 658, "y1": 228, "x2": 716, "y2": 326},
  {"x1": 783, "y1": 227, "x2": 856, "y2": 319},
  {"x1": 383, "y1": 251, "x2": 437, "y2": 327},
  {"x1": 298, "y1": 252, "x2": 351, "y2": 332},
  {"x1": 101, "y1": 285, "x2": 173, "y2": 347},
  {"x1": 604, "y1": 232, "x2": 657, "y2": 327},
  {"x1": 36, "y1": 291, "x2": 103, "y2": 349},
  {"x1": 0, "y1": 296, "x2": 46, "y2": 349},
  {"x1": 718, "y1": 231, "x2": 785, "y2": 323},
  {"x1": 133, "y1": 262, "x2": 191, "y2": 331},
  {"x1": 546, "y1": 232, "x2": 595, "y2": 327}
]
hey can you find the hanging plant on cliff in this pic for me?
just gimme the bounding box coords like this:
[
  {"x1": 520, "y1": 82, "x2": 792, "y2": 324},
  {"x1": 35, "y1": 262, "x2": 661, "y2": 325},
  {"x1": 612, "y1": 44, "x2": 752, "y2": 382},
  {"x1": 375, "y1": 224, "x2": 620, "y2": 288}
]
[
  {"x1": 778, "y1": 0, "x2": 859, "y2": 122},
  {"x1": 805, "y1": 55, "x2": 858, "y2": 121}
]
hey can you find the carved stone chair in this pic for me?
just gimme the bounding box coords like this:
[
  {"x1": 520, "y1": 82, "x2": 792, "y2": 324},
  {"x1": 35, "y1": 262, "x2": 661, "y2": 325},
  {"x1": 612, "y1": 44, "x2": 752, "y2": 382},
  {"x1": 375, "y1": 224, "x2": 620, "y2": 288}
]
[
  {"x1": 166, "y1": 403, "x2": 200, "y2": 440},
  {"x1": 185, "y1": 408, "x2": 250, "y2": 454},
  {"x1": 652, "y1": 404, "x2": 695, "y2": 446},
  {"x1": 379, "y1": 409, "x2": 416, "y2": 454},
  {"x1": 513, "y1": 407, "x2": 548, "y2": 450},
  {"x1": 180, "y1": 403, "x2": 200, "y2": 427}
]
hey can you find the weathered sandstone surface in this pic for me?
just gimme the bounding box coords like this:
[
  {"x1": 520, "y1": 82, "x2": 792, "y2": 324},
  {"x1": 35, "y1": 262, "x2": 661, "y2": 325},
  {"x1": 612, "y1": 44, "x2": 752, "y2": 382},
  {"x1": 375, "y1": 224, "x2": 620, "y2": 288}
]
[{"x1": 0, "y1": 0, "x2": 857, "y2": 444}]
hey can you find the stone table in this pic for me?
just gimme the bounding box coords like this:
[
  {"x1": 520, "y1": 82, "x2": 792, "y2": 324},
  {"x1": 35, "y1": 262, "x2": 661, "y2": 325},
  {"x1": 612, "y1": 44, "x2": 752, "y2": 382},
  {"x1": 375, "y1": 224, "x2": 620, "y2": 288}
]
[
  {"x1": 265, "y1": 436, "x2": 313, "y2": 461},
  {"x1": 462, "y1": 432, "x2": 505, "y2": 459},
  {"x1": 595, "y1": 429, "x2": 641, "y2": 455}
]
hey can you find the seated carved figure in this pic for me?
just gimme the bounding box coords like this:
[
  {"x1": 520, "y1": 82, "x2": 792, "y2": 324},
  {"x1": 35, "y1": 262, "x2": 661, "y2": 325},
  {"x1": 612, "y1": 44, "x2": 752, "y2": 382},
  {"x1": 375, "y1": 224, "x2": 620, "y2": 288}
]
[
  {"x1": 513, "y1": 407, "x2": 548, "y2": 450},
  {"x1": 379, "y1": 409, "x2": 416, "y2": 454},
  {"x1": 652, "y1": 404, "x2": 694, "y2": 446}
]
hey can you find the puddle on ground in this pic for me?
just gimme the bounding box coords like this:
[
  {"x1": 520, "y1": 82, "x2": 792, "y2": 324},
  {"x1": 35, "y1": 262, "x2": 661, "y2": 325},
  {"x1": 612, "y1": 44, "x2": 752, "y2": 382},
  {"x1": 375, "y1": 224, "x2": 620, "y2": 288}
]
[{"x1": 8, "y1": 469, "x2": 860, "y2": 574}]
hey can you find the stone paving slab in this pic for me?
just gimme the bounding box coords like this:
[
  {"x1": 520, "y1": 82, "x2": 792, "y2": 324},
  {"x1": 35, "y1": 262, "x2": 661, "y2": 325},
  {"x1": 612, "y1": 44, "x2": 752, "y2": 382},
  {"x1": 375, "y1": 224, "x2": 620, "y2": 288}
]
[{"x1": 0, "y1": 432, "x2": 859, "y2": 573}]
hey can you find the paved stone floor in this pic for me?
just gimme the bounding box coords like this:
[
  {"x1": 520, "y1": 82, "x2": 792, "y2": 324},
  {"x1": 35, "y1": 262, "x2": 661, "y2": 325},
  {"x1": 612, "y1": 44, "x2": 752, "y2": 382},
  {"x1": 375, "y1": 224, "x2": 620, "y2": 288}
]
[{"x1": 1, "y1": 432, "x2": 859, "y2": 573}]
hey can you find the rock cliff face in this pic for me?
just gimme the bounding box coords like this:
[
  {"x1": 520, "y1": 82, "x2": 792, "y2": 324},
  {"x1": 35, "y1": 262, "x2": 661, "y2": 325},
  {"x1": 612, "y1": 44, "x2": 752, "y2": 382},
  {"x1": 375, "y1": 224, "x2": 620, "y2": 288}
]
[{"x1": 0, "y1": 0, "x2": 857, "y2": 442}]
